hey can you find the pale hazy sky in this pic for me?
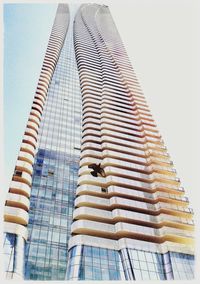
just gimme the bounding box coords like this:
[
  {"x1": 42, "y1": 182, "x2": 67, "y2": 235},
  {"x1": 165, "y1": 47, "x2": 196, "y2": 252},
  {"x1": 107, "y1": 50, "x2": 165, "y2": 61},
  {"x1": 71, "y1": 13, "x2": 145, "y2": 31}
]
[{"x1": 1, "y1": 0, "x2": 200, "y2": 280}]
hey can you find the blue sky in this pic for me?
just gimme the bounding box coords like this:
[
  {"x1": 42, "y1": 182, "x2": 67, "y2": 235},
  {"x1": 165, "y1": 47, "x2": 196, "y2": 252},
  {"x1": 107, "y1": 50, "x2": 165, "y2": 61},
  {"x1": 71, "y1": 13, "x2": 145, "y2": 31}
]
[{"x1": 4, "y1": 4, "x2": 57, "y2": 189}]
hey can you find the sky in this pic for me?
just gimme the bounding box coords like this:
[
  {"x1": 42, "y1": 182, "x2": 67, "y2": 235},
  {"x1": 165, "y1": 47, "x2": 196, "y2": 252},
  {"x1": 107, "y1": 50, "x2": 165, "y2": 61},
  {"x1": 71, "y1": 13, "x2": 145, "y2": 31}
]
[{"x1": 2, "y1": 1, "x2": 200, "y2": 275}]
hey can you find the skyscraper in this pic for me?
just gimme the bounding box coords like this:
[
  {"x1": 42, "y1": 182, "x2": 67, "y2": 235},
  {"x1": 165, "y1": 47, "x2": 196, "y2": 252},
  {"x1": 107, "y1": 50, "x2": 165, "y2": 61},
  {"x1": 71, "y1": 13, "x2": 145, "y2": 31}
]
[{"x1": 3, "y1": 3, "x2": 194, "y2": 281}]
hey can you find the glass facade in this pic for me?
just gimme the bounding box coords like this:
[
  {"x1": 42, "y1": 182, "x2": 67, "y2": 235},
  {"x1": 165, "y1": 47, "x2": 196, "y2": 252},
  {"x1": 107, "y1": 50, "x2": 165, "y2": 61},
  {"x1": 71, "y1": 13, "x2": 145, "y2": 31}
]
[
  {"x1": 121, "y1": 248, "x2": 172, "y2": 280},
  {"x1": 169, "y1": 252, "x2": 194, "y2": 280},
  {"x1": 24, "y1": 6, "x2": 82, "y2": 280},
  {"x1": 67, "y1": 246, "x2": 194, "y2": 281},
  {"x1": 4, "y1": 233, "x2": 16, "y2": 276},
  {"x1": 66, "y1": 245, "x2": 125, "y2": 280},
  {"x1": 4, "y1": 233, "x2": 25, "y2": 279},
  {"x1": 121, "y1": 249, "x2": 194, "y2": 280}
]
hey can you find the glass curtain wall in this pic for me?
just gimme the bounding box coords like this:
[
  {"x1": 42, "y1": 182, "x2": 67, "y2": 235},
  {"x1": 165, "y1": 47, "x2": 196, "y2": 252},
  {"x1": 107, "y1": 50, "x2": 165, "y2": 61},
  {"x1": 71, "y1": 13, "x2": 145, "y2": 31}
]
[{"x1": 24, "y1": 6, "x2": 82, "y2": 280}]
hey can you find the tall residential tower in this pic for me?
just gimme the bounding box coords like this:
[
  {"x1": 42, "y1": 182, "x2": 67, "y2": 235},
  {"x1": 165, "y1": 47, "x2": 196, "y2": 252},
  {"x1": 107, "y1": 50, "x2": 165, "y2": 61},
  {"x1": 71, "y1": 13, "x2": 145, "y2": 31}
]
[{"x1": 3, "y1": 3, "x2": 194, "y2": 281}]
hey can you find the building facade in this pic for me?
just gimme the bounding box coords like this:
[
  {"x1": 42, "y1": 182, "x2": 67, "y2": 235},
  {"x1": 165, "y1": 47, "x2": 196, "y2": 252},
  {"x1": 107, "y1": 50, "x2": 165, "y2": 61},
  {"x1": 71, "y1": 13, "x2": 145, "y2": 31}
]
[{"x1": 4, "y1": 3, "x2": 194, "y2": 281}]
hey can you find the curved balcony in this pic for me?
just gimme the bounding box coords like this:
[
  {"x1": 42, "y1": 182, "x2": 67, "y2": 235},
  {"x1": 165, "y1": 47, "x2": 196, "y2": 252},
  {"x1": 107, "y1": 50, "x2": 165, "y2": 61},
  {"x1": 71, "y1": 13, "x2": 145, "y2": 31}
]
[
  {"x1": 80, "y1": 149, "x2": 102, "y2": 159},
  {"x1": 73, "y1": 206, "x2": 193, "y2": 231},
  {"x1": 34, "y1": 94, "x2": 46, "y2": 104},
  {"x1": 141, "y1": 118, "x2": 156, "y2": 127},
  {"x1": 101, "y1": 103, "x2": 135, "y2": 116},
  {"x1": 82, "y1": 123, "x2": 101, "y2": 131},
  {"x1": 76, "y1": 184, "x2": 109, "y2": 198},
  {"x1": 107, "y1": 185, "x2": 187, "y2": 205},
  {"x1": 32, "y1": 99, "x2": 44, "y2": 110},
  {"x1": 152, "y1": 181, "x2": 181, "y2": 192},
  {"x1": 6, "y1": 192, "x2": 30, "y2": 211},
  {"x1": 78, "y1": 175, "x2": 106, "y2": 187},
  {"x1": 101, "y1": 103, "x2": 140, "y2": 116},
  {"x1": 33, "y1": 90, "x2": 45, "y2": 105},
  {"x1": 103, "y1": 164, "x2": 179, "y2": 187},
  {"x1": 40, "y1": 69, "x2": 51, "y2": 79},
  {"x1": 101, "y1": 117, "x2": 142, "y2": 132},
  {"x1": 139, "y1": 112, "x2": 153, "y2": 120},
  {"x1": 18, "y1": 151, "x2": 34, "y2": 165},
  {"x1": 114, "y1": 222, "x2": 194, "y2": 241},
  {"x1": 76, "y1": 181, "x2": 190, "y2": 214},
  {"x1": 102, "y1": 142, "x2": 145, "y2": 157},
  {"x1": 101, "y1": 107, "x2": 138, "y2": 121},
  {"x1": 152, "y1": 164, "x2": 176, "y2": 176},
  {"x1": 38, "y1": 79, "x2": 49, "y2": 89},
  {"x1": 82, "y1": 135, "x2": 101, "y2": 144},
  {"x1": 109, "y1": 196, "x2": 193, "y2": 218},
  {"x1": 100, "y1": 112, "x2": 141, "y2": 126},
  {"x1": 28, "y1": 115, "x2": 40, "y2": 126},
  {"x1": 73, "y1": 207, "x2": 112, "y2": 223},
  {"x1": 81, "y1": 142, "x2": 102, "y2": 151},
  {"x1": 20, "y1": 143, "x2": 35, "y2": 156},
  {"x1": 4, "y1": 222, "x2": 28, "y2": 240},
  {"x1": 102, "y1": 149, "x2": 147, "y2": 164},
  {"x1": 22, "y1": 135, "x2": 37, "y2": 149},
  {"x1": 101, "y1": 128, "x2": 144, "y2": 144},
  {"x1": 76, "y1": 182, "x2": 190, "y2": 217},
  {"x1": 101, "y1": 98, "x2": 134, "y2": 111},
  {"x1": 82, "y1": 112, "x2": 100, "y2": 121},
  {"x1": 71, "y1": 219, "x2": 194, "y2": 245},
  {"x1": 144, "y1": 129, "x2": 161, "y2": 139},
  {"x1": 79, "y1": 165, "x2": 150, "y2": 186},
  {"x1": 101, "y1": 94, "x2": 132, "y2": 105},
  {"x1": 26, "y1": 120, "x2": 39, "y2": 133},
  {"x1": 101, "y1": 135, "x2": 145, "y2": 150},
  {"x1": 147, "y1": 141, "x2": 165, "y2": 149},
  {"x1": 36, "y1": 88, "x2": 47, "y2": 99},
  {"x1": 80, "y1": 157, "x2": 102, "y2": 167},
  {"x1": 71, "y1": 219, "x2": 115, "y2": 239},
  {"x1": 82, "y1": 94, "x2": 101, "y2": 103},
  {"x1": 82, "y1": 129, "x2": 101, "y2": 138},
  {"x1": 104, "y1": 165, "x2": 150, "y2": 181},
  {"x1": 152, "y1": 173, "x2": 180, "y2": 186},
  {"x1": 83, "y1": 106, "x2": 101, "y2": 116},
  {"x1": 15, "y1": 160, "x2": 33, "y2": 175},
  {"x1": 71, "y1": 217, "x2": 194, "y2": 245},
  {"x1": 83, "y1": 117, "x2": 101, "y2": 126},
  {"x1": 83, "y1": 102, "x2": 101, "y2": 111},
  {"x1": 111, "y1": 209, "x2": 193, "y2": 230},
  {"x1": 31, "y1": 103, "x2": 43, "y2": 115},
  {"x1": 24, "y1": 127, "x2": 38, "y2": 141},
  {"x1": 68, "y1": 234, "x2": 118, "y2": 251},
  {"x1": 148, "y1": 156, "x2": 172, "y2": 166},
  {"x1": 9, "y1": 181, "x2": 31, "y2": 198},
  {"x1": 83, "y1": 98, "x2": 101, "y2": 106},
  {"x1": 42, "y1": 63, "x2": 54, "y2": 74},
  {"x1": 30, "y1": 109, "x2": 42, "y2": 120},
  {"x1": 39, "y1": 75, "x2": 50, "y2": 85},
  {"x1": 75, "y1": 195, "x2": 110, "y2": 209},
  {"x1": 12, "y1": 171, "x2": 32, "y2": 186},
  {"x1": 4, "y1": 206, "x2": 29, "y2": 226},
  {"x1": 101, "y1": 123, "x2": 144, "y2": 138},
  {"x1": 143, "y1": 124, "x2": 158, "y2": 133},
  {"x1": 42, "y1": 61, "x2": 55, "y2": 72}
]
